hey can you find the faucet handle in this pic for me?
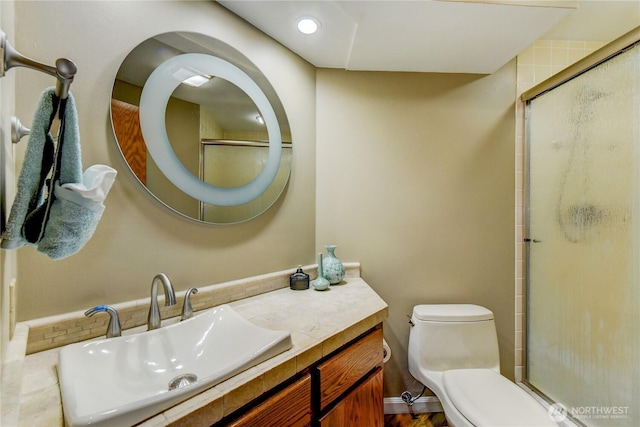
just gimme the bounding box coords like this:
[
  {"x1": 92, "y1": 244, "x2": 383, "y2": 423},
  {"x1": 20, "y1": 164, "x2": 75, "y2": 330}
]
[
  {"x1": 85, "y1": 305, "x2": 122, "y2": 338},
  {"x1": 181, "y1": 288, "x2": 198, "y2": 321}
]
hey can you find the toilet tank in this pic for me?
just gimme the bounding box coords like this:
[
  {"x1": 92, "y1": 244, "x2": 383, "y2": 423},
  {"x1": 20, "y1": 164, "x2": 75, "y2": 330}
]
[{"x1": 408, "y1": 304, "x2": 500, "y2": 373}]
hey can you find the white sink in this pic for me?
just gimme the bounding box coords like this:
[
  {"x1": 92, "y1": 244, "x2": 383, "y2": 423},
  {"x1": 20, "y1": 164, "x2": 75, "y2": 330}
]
[{"x1": 58, "y1": 304, "x2": 292, "y2": 427}]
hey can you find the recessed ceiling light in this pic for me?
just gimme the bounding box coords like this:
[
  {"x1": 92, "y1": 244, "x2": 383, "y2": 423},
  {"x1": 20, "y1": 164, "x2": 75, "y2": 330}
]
[{"x1": 297, "y1": 17, "x2": 320, "y2": 35}]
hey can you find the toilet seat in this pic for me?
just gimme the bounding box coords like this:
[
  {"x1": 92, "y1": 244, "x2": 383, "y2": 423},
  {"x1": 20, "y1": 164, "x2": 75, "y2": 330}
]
[{"x1": 443, "y1": 369, "x2": 557, "y2": 427}]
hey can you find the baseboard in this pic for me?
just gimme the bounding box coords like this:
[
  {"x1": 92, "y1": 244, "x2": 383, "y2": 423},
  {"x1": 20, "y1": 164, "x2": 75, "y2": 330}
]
[{"x1": 384, "y1": 396, "x2": 443, "y2": 414}]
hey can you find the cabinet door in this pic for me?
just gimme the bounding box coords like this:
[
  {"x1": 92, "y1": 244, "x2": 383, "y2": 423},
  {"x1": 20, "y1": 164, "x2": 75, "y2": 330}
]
[
  {"x1": 319, "y1": 367, "x2": 384, "y2": 427},
  {"x1": 316, "y1": 327, "x2": 383, "y2": 411},
  {"x1": 227, "y1": 374, "x2": 311, "y2": 427}
]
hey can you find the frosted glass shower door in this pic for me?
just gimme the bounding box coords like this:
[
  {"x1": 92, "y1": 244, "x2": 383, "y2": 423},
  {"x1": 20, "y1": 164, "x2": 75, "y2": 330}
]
[{"x1": 526, "y1": 43, "x2": 639, "y2": 427}]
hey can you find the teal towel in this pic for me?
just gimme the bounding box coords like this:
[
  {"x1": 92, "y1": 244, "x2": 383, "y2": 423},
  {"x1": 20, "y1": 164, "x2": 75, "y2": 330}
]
[
  {"x1": 38, "y1": 164, "x2": 116, "y2": 260},
  {"x1": 1, "y1": 87, "x2": 68, "y2": 249},
  {"x1": 35, "y1": 183, "x2": 105, "y2": 259},
  {"x1": 1, "y1": 88, "x2": 117, "y2": 259}
]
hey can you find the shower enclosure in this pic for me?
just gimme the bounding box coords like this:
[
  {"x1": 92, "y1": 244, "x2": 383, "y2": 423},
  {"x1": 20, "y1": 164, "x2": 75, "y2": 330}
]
[{"x1": 523, "y1": 29, "x2": 639, "y2": 427}]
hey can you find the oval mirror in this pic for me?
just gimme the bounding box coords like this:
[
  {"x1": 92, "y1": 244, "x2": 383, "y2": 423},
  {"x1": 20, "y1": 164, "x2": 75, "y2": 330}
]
[{"x1": 110, "y1": 32, "x2": 292, "y2": 224}]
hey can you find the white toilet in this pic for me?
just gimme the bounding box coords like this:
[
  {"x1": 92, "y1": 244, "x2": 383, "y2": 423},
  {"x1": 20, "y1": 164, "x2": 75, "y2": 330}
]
[{"x1": 407, "y1": 304, "x2": 557, "y2": 427}]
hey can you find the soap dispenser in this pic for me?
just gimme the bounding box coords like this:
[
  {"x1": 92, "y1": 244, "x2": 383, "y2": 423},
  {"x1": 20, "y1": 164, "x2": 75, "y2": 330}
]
[{"x1": 289, "y1": 266, "x2": 310, "y2": 290}]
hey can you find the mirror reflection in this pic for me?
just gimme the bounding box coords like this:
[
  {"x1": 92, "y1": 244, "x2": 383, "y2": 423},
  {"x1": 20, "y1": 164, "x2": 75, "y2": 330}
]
[{"x1": 110, "y1": 32, "x2": 292, "y2": 224}]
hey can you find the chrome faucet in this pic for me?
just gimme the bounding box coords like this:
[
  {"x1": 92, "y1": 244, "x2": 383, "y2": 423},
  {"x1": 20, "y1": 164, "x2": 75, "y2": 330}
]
[
  {"x1": 147, "y1": 273, "x2": 177, "y2": 330},
  {"x1": 181, "y1": 287, "x2": 198, "y2": 321},
  {"x1": 85, "y1": 305, "x2": 122, "y2": 338}
]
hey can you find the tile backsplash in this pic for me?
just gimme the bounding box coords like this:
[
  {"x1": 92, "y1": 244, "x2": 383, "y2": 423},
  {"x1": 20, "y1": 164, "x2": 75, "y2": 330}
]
[{"x1": 23, "y1": 263, "x2": 360, "y2": 354}]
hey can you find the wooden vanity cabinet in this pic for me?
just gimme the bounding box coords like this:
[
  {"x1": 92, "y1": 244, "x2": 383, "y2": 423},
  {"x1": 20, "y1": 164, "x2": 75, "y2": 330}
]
[{"x1": 216, "y1": 325, "x2": 383, "y2": 427}]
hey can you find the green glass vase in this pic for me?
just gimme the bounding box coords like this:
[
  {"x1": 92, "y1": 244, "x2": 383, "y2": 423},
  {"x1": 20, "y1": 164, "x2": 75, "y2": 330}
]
[{"x1": 312, "y1": 253, "x2": 330, "y2": 291}]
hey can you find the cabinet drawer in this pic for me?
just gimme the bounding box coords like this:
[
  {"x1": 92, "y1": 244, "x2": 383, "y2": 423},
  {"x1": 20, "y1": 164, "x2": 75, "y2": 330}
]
[
  {"x1": 227, "y1": 374, "x2": 311, "y2": 427},
  {"x1": 316, "y1": 327, "x2": 383, "y2": 411}
]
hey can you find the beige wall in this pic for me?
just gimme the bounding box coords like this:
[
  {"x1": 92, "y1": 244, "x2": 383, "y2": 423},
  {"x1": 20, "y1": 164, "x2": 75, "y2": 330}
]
[
  {"x1": 10, "y1": 1, "x2": 316, "y2": 320},
  {"x1": 315, "y1": 66, "x2": 517, "y2": 395},
  {"x1": 4, "y1": 0, "x2": 518, "y2": 403}
]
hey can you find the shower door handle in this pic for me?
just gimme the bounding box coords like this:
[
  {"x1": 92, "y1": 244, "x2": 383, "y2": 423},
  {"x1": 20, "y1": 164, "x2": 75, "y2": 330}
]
[{"x1": 524, "y1": 238, "x2": 542, "y2": 243}]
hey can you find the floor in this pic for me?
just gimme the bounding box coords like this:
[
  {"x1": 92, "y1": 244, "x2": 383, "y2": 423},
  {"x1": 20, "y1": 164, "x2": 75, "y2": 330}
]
[{"x1": 384, "y1": 413, "x2": 448, "y2": 427}]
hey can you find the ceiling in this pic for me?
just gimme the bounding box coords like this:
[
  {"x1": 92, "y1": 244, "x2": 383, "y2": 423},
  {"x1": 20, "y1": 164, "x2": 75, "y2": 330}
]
[{"x1": 218, "y1": 0, "x2": 640, "y2": 74}]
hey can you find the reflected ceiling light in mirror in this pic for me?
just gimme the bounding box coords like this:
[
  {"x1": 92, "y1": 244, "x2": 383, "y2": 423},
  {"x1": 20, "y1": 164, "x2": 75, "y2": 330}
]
[
  {"x1": 297, "y1": 16, "x2": 320, "y2": 35},
  {"x1": 182, "y1": 74, "x2": 212, "y2": 87},
  {"x1": 171, "y1": 67, "x2": 212, "y2": 87},
  {"x1": 140, "y1": 53, "x2": 282, "y2": 206},
  {"x1": 255, "y1": 115, "x2": 264, "y2": 125}
]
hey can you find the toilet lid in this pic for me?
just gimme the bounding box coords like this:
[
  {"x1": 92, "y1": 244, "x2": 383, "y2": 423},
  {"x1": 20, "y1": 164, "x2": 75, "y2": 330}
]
[
  {"x1": 413, "y1": 304, "x2": 494, "y2": 322},
  {"x1": 443, "y1": 369, "x2": 557, "y2": 427}
]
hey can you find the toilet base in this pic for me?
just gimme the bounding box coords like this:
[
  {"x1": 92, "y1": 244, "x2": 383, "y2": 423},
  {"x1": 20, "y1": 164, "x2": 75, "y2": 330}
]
[
  {"x1": 409, "y1": 369, "x2": 474, "y2": 427},
  {"x1": 409, "y1": 368, "x2": 558, "y2": 427}
]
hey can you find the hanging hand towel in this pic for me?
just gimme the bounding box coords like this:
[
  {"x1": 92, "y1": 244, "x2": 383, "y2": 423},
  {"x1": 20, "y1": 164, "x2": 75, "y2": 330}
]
[
  {"x1": 1, "y1": 88, "x2": 117, "y2": 259},
  {"x1": 1, "y1": 88, "x2": 59, "y2": 249},
  {"x1": 37, "y1": 164, "x2": 117, "y2": 259}
]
